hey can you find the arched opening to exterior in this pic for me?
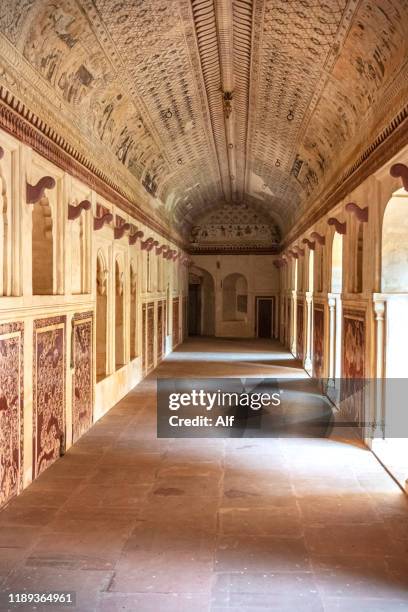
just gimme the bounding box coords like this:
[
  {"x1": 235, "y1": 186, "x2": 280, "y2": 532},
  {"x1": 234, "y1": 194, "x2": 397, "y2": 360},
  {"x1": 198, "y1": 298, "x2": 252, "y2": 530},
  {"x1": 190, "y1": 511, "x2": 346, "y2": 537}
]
[
  {"x1": 188, "y1": 267, "x2": 215, "y2": 336},
  {"x1": 329, "y1": 233, "x2": 343, "y2": 400},
  {"x1": 129, "y1": 262, "x2": 137, "y2": 360},
  {"x1": 32, "y1": 197, "x2": 53, "y2": 295},
  {"x1": 115, "y1": 259, "x2": 125, "y2": 370},
  {"x1": 222, "y1": 273, "x2": 248, "y2": 322},
  {"x1": 96, "y1": 253, "x2": 108, "y2": 382},
  {"x1": 372, "y1": 188, "x2": 408, "y2": 489}
]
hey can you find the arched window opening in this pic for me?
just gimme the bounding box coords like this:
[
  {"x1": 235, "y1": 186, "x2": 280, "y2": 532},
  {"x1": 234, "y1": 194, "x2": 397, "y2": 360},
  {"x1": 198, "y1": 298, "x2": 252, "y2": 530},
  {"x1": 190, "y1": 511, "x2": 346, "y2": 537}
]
[
  {"x1": 130, "y1": 263, "x2": 138, "y2": 359},
  {"x1": 115, "y1": 259, "x2": 125, "y2": 370},
  {"x1": 32, "y1": 197, "x2": 53, "y2": 295},
  {"x1": 331, "y1": 233, "x2": 343, "y2": 294},
  {"x1": 355, "y1": 224, "x2": 364, "y2": 293},
  {"x1": 330, "y1": 233, "x2": 343, "y2": 388},
  {"x1": 222, "y1": 273, "x2": 248, "y2": 321},
  {"x1": 96, "y1": 254, "x2": 108, "y2": 382}
]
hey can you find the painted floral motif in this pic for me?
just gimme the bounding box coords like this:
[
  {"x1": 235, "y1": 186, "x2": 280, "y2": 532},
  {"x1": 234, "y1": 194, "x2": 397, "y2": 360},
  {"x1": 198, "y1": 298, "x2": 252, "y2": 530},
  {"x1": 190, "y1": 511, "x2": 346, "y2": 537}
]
[
  {"x1": 33, "y1": 316, "x2": 66, "y2": 478},
  {"x1": 72, "y1": 312, "x2": 93, "y2": 443},
  {"x1": 343, "y1": 311, "x2": 365, "y2": 379},
  {"x1": 0, "y1": 322, "x2": 24, "y2": 508}
]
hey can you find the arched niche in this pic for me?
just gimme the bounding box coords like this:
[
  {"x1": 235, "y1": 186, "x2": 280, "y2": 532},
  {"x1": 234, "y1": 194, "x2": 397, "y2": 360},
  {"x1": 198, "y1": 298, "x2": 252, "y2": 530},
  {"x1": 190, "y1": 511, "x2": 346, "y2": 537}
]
[
  {"x1": 32, "y1": 196, "x2": 53, "y2": 295},
  {"x1": 129, "y1": 261, "x2": 138, "y2": 359},
  {"x1": 331, "y1": 232, "x2": 343, "y2": 293},
  {"x1": 308, "y1": 250, "x2": 314, "y2": 292},
  {"x1": 355, "y1": 223, "x2": 364, "y2": 293},
  {"x1": 381, "y1": 189, "x2": 408, "y2": 292},
  {"x1": 115, "y1": 258, "x2": 125, "y2": 370},
  {"x1": 96, "y1": 252, "x2": 108, "y2": 381},
  {"x1": 71, "y1": 210, "x2": 85, "y2": 294},
  {"x1": 222, "y1": 273, "x2": 248, "y2": 322},
  {"x1": 188, "y1": 266, "x2": 215, "y2": 336}
]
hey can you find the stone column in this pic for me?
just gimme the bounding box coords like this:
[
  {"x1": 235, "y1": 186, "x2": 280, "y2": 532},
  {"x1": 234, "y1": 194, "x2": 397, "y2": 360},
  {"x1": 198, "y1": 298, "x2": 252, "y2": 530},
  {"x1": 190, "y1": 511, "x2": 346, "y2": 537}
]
[
  {"x1": 373, "y1": 294, "x2": 386, "y2": 440},
  {"x1": 328, "y1": 293, "x2": 336, "y2": 382}
]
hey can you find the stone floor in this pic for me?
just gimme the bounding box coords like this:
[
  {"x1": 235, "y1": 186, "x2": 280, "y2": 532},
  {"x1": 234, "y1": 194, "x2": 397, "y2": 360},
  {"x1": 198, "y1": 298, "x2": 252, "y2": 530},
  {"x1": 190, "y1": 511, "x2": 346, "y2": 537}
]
[{"x1": 1, "y1": 337, "x2": 408, "y2": 611}]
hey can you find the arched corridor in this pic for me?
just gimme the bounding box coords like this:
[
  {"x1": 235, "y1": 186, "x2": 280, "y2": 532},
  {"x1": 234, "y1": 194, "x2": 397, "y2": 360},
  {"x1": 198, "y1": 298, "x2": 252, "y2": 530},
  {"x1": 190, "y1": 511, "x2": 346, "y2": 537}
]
[
  {"x1": 1, "y1": 0, "x2": 408, "y2": 609},
  {"x1": 1, "y1": 338, "x2": 407, "y2": 610}
]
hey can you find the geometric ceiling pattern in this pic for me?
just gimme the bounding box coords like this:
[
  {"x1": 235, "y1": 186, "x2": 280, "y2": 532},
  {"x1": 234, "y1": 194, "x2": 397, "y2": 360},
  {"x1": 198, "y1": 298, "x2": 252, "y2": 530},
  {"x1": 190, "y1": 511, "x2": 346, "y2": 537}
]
[{"x1": 0, "y1": 0, "x2": 407, "y2": 241}]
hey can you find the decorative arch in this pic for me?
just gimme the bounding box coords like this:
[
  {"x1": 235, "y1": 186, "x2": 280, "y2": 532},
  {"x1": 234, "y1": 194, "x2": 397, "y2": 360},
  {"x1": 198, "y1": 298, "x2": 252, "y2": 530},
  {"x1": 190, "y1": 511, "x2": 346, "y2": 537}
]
[
  {"x1": 222, "y1": 273, "x2": 248, "y2": 322},
  {"x1": 32, "y1": 196, "x2": 53, "y2": 295}
]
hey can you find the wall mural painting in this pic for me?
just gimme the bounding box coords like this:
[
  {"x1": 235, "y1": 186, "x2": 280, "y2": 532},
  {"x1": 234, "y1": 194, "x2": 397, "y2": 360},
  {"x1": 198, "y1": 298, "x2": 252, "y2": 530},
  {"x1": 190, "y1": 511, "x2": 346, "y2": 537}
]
[
  {"x1": 341, "y1": 310, "x2": 366, "y2": 424},
  {"x1": 313, "y1": 305, "x2": 324, "y2": 378},
  {"x1": 0, "y1": 322, "x2": 24, "y2": 509},
  {"x1": 72, "y1": 312, "x2": 93, "y2": 444},
  {"x1": 297, "y1": 301, "x2": 304, "y2": 362},
  {"x1": 33, "y1": 316, "x2": 66, "y2": 478},
  {"x1": 343, "y1": 311, "x2": 365, "y2": 379},
  {"x1": 157, "y1": 301, "x2": 163, "y2": 362},
  {"x1": 147, "y1": 303, "x2": 154, "y2": 371},
  {"x1": 173, "y1": 297, "x2": 180, "y2": 348}
]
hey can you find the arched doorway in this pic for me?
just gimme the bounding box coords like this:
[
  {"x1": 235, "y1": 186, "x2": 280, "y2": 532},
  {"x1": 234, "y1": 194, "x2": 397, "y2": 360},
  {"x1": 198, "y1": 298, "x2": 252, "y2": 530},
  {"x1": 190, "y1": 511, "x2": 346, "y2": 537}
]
[{"x1": 188, "y1": 267, "x2": 215, "y2": 336}]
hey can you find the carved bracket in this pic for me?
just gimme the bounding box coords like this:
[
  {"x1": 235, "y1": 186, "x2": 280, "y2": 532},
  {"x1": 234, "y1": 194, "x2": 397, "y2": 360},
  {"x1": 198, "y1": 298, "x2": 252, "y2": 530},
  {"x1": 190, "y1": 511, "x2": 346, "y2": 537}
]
[
  {"x1": 345, "y1": 202, "x2": 368, "y2": 222},
  {"x1": 289, "y1": 250, "x2": 299, "y2": 259},
  {"x1": 310, "y1": 232, "x2": 325, "y2": 245},
  {"x1": 93, "y1": 212, "x2": 113, "y2": 230},
  {"x1": 114, "y1": 222, "x2": 131, "y2": 240},
  {"x1": 129, "y1": 230, "x2": 144, "y2": 245},
  {"x1": 68, "y1": 199, "x2": 91, "y2": 220},
  {"x1": 390, "y1": 163, "x2": 408, "y2": 191},
  {"x1": 26, "y1": 176, "x2": 56, "y2": 204},
  {"x1": 327, "y1": 217, "x2": 347, "y2": 234},
  {"x1": 141, "y1": 237, "x2": 155, "y2": 251},
  {"x1": 302, "y1": 238, "x2": 315, "y2": 250},
  {"x1": 293, "y1": 246, "x2": 305, "y2": 256}
]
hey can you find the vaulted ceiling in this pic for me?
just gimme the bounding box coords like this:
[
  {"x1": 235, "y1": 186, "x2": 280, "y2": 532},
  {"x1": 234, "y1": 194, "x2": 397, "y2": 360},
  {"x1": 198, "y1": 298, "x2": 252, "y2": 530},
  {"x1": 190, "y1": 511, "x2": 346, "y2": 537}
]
[{"x1": 0, "y1": 0, "x2": 407, "y2": 242}]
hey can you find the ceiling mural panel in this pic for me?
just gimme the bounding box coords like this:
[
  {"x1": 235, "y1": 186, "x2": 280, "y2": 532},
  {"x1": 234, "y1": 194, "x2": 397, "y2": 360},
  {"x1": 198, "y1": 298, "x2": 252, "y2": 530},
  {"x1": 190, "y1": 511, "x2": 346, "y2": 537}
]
[{"x1": 0, "y1": 0, "x2": 407, "y2": 246}]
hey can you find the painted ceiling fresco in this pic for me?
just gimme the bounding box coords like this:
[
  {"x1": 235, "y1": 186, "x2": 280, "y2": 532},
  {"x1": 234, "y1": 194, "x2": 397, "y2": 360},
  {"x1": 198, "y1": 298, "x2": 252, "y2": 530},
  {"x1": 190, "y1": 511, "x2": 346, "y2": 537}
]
[{"x1": 0, "y1": 0, "x2": 407, "y2": 242}]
